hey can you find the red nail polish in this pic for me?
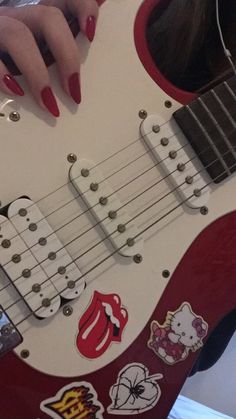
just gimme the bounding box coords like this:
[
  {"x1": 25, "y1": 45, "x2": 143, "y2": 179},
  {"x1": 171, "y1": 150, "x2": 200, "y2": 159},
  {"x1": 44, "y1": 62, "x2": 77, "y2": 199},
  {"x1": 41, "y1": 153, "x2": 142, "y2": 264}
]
[
  {"x1": 68, "y1": 73, "x2": 81, "y2": 104},
  {"x1": 86, "y1": 16, "x2": 96, "y2": 42},
  {"x1": 3, "y1": 74, "x2": 24, "y2": 96},
  {"x1": 41, "y1": 86, "x2": 60, "y2": 117}
]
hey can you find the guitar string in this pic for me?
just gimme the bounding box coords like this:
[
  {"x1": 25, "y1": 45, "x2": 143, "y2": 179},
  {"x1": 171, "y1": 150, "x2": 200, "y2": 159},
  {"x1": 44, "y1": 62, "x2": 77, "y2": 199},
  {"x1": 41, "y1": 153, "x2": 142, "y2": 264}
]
[
  {"x1": 13, "y1": 158, "x2": 236, "y2": 329},
  {"x1": 0, "y1": 121, "x2": 170, "y2": 231},
  {"x1": 0, "y1": 127, "x2": 179, "y2": 245},
  {"x1": 0, "y1": 136, "x2": 234, "y2": 294},
  {"x1": 3, "y1": 149, "x2": 235, "y2": 319},
  {"x1": 1, "y1": 123, "x2": 235, "y2": 273}
]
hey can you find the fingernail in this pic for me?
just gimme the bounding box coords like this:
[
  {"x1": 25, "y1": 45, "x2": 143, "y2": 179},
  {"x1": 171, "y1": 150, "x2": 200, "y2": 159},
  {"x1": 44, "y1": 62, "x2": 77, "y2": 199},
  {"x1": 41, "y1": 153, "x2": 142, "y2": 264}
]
[
  {"x1": 3, "y1": 74, "x2": 24, "y2": 96},
  {"x1": 86, "y1": 16, "x2": 96, "y2": 42},
  {"x1": 41, "y1": 86, "x2": 60, "y2": 117},
  {"x1": 68, "y1": 73, "x2": 81, "y2": 104}
]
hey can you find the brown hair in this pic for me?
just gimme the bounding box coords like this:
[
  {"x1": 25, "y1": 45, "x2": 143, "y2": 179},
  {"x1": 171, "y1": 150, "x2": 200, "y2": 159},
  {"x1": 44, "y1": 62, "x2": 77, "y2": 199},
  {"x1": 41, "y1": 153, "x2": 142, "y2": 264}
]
[{"x1": 147, "y1": 0, "x2": 236, "y2": 90}]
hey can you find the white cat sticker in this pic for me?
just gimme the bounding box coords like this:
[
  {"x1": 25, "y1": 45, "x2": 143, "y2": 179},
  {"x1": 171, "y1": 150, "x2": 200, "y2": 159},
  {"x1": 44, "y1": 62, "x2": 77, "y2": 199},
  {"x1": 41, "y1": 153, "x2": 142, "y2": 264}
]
[
  {"x1": 148, "y1": 302, "x2": 208, "y2": 365},
  {"x1": 107, "y1": 363, "x2": 163, "y2": 415}
]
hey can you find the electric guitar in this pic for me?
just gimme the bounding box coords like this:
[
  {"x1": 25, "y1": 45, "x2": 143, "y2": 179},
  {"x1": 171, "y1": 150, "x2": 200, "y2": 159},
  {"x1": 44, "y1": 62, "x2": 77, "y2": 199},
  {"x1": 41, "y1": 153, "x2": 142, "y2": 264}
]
[{"x1": 0, "y1": 0, "x2": 236, "y2": 418}]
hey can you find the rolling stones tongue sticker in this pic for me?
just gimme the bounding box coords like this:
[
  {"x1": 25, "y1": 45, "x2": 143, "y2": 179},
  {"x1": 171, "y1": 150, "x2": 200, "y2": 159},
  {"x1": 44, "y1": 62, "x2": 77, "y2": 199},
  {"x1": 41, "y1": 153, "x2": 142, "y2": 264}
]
[
  {"x1": 76, "y1": 291, "x2": 128, "y2": 359},
  {"x1": 107, "y1": 363, "x2": 163, "y2": 415},
  {"x1": 40, "y1": 381, "x2": 104, "y2": 419}
]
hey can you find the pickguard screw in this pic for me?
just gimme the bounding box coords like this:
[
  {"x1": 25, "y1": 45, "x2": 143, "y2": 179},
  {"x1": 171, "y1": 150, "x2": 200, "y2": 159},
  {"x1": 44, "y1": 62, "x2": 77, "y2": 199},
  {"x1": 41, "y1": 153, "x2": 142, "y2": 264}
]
[
  {"x1": 162, "y1": 270, "x2": 170, "y2": 278},
  {"x1": 165, "y1": 100, "x2": 172, "y2": 108},
  {"x1": 200, "y1": 206, "x2": 209, "y2": 215},
  {"x1": 161, "y1": 137, "x2": 169, "y2": 146},
  {"x1": 63, "y1": 305, "x2": 73, "y2": 316},
  {"x1": 152, "y1": 125, "x2": 160, "y2": 133},
  {"x1": 81, "y1": 168, "x2": 89, "y2": 177},
  {"x1": 139, "y1": 110, "x2": 147, "y2": 119},
  {"x1": 21, "y1": 349, "x2": 30, "y2": 359},
  {"x1": 9, "y1": 111, "x2": 20, "y2": 122},
  {"x1": 67, "y1": 153, "x2": 77, "y2": 163},
  {"x1": 133, "y1": 254, "x2": 143, "y2": 264}
]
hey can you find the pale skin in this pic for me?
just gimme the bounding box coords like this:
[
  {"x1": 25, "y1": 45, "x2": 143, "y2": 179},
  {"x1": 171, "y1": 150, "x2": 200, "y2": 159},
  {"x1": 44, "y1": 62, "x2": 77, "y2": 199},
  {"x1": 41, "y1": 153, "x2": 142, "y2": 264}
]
[{"x1": 0, "y1": 0, "x2": 99, "y2": 116}]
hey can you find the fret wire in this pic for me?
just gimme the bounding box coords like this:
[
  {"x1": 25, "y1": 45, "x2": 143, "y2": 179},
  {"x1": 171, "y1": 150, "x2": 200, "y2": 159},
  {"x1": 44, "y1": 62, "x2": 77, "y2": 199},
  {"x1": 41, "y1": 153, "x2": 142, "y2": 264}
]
[
  {"x1": 186, "y1": 104, "x2": 231, "y2": 176},
  {"x1": 224, "y1": 81, "x2": 236, "y2": 101},
  {"x1": 210, "y1": 89, "x2": 236, "y2": 129},
  {"x1": 198, "y1": 96, "x2": 236, "y2": 161}
]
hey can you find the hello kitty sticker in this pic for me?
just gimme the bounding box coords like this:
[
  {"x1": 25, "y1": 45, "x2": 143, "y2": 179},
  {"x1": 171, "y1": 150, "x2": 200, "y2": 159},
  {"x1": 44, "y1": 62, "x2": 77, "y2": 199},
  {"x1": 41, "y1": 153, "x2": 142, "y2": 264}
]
[{"x1": 148, "y1": 302, "x2": 208, "y2": 365}]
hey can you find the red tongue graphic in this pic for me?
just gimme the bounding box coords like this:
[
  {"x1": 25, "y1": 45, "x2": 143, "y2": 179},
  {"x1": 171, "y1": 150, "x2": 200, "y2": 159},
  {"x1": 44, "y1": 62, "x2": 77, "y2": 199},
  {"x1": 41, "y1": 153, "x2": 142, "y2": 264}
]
[{"x1": 76, "y1": 292, "x2": 128, "y2": 359}]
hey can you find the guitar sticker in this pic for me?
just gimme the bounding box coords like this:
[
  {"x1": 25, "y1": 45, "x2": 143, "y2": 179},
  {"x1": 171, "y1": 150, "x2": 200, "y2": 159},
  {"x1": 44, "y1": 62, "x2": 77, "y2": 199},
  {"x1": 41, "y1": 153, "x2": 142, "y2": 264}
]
[
  {"x1": 148, "y1": 302, "x2": 208, "y2": 365},
  {"x1": 76, "y1": 291, "x2": 128, "y2": 359},
  {"x1": 107, "y1": 363, "x2": 163, "y2": 415},
  {"x1": 40, "y1": 382, "x2": 104, "y2": 419}
]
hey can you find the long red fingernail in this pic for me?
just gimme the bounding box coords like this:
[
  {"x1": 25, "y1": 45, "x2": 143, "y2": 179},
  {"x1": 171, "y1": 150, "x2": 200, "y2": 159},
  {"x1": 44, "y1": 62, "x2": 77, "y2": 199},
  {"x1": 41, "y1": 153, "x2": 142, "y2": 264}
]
[
  {"x1": 86, "y1": 16, "x2": 96, "y2": 42},
  {"x1": 68, "y1": 73, "x2": 81, "y2": 104},
  {"x1": 41, "y1": 86, "x2": 60, "y2": 117},
  {"x1": 3, "y1": 74, "x2": 24, "y2": 96}
]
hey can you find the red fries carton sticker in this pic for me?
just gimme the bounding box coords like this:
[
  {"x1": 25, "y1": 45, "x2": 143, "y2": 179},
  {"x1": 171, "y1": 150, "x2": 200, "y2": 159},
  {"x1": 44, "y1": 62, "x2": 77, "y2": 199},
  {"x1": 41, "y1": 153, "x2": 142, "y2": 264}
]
[
  {"x1": 76, "y1": 291, "x2": 128, "y2": 359},
  {"x1": 40, "y1": 382, "x2": 104, "y2": 419}
]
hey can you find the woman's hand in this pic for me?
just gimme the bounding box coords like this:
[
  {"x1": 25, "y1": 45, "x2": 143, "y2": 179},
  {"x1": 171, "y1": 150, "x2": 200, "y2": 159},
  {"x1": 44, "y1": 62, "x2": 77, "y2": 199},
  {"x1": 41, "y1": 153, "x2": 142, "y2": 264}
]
[{"x1": 0, "y1": 0, "x2": 99, "y2": 116}]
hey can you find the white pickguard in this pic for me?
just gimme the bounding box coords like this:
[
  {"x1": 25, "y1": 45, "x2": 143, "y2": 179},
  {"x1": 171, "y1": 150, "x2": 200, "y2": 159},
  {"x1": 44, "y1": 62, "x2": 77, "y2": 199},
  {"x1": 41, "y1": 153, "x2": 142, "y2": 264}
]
[{"x1": 0, "y1": 0, "x2": 235, "y2": 377}]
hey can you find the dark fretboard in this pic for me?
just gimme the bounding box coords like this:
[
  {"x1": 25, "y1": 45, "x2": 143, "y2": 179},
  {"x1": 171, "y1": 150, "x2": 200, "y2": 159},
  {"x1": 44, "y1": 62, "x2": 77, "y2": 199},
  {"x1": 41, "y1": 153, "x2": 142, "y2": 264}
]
[{"x1": 173, "y1": 75, "x2": 236, "y2": 184}]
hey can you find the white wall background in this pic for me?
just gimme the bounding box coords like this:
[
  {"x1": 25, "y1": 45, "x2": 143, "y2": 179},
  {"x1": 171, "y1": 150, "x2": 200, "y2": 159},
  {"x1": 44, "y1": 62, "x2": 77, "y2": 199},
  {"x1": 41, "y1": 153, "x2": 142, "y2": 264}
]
[{"x1": 181, "y1": 334, "x2": 236, "y2": 417}]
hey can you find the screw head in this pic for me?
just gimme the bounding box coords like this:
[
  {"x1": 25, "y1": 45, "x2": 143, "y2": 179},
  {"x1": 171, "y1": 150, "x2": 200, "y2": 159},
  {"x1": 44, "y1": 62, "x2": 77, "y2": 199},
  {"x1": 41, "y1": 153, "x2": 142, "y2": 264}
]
[
  {"x1": 200, "y1": 206, "x2": 209, "y2": 215},
  {"x1": 67, "y1": 280, "x2": 75, "y2": 289},
  {"x1": 22, "y1": 269, "x2": 31, "y2": 278},
  {"x1": 58, "y1": 266, "x2": 66, "y2": 275},
  {"x1": 133, "y1": 254, "x2": 143, "y2": 264},
  {"x1": 162, "y1": 270, "x2": 170, "y2": 278},
  {"x1": 185, "y1": 176, "x2": 193, "y2": 184},
  {"x1": 42, "y1": 298, "x2": 51, "y2": 307},
  {"x1": 63, "y1": 305, "x2": 73, "y2": 317},
  {"x1": 18, "y1": 208, "x2": 27, "y2": 217},
  {"x1": 12, "y1": 254, "x2": 21, "y2": 263},
  {"x1": 29, "y1": 223, "x2": 37, "y2": 232},
  {"x1": 21, "y1": 349, "x2": 30, "y2": 359},
  {"x1": 38, "y1": 237, "x2": 47, "y2": 246},
  {"x1": 67, "y1": 153, "x2": 77, "y2": 163},
  {"x1": 9, "y1": 111, "x2": 20, "y2": 122},
  {"x1": 139, "y1": 110, "x2": 147, "y2": 119},
  {"x1": 48, "y1": 251, "x2": 56, "y2": 260},
  {"x1": 165, "y1": 100, "x2": 172, "y2": 108},
  {"x1": 32, "y1": 283, "x2": 41, "y2": 293},
  {"x1": 194, "y1": 188, "x2": 201, "y2": 197},
  {"x1": 177, "y1": 163, "x2": 186, "y2": 172}
]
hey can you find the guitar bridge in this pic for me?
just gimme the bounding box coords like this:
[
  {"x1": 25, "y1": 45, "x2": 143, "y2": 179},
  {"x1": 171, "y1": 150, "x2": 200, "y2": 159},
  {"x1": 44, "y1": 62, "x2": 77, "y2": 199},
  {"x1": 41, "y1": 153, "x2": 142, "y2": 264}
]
[{"x1": 0, "y1": 305, "x2": 22, "y2": 358}]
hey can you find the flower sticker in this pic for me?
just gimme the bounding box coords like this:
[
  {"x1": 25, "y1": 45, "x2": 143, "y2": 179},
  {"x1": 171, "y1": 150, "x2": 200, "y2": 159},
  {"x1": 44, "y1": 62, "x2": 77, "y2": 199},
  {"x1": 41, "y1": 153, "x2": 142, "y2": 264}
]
[{"x1": 107, "y1": 363, "x2": 163, "y2": 415}]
